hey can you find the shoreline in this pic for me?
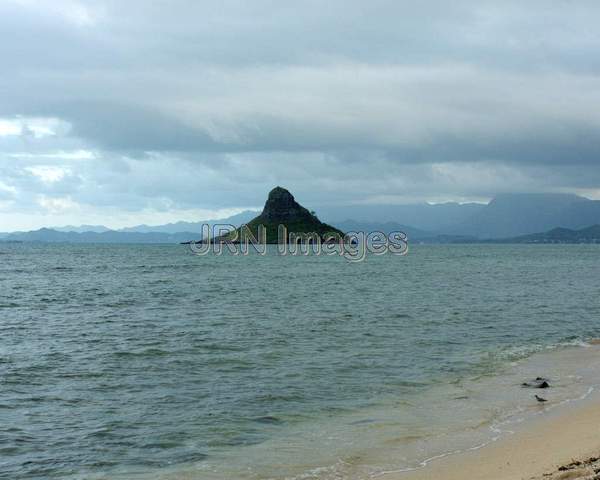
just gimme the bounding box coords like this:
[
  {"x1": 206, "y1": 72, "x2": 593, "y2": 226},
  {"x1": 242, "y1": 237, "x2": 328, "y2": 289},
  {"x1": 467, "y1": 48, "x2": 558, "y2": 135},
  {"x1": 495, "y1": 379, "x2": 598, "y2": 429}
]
[
  {"x1": 112, "y1": 344, "x2": 600, "y2": 480},
  {"x1": 381, "y1": 379, "x2": 600, "y2": 480}
]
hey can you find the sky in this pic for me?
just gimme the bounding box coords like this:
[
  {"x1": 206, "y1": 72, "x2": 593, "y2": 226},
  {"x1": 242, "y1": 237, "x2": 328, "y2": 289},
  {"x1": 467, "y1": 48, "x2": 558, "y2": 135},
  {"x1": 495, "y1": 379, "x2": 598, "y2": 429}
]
[{"x1": 1, "y1": 0, "x2": 600, "y2": 231}]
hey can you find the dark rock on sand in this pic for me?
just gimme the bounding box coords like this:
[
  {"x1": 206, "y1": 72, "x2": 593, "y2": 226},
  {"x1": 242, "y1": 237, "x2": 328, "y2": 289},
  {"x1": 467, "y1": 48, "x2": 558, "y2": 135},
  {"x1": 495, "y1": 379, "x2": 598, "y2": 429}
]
[{"x1": 522, "y1": 377, "x2": 550, "y2": 388}]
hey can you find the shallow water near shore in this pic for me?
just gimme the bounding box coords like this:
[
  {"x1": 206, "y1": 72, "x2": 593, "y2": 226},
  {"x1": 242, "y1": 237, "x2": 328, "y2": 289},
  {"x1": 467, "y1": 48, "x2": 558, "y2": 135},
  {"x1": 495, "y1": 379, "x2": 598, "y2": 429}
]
[{"x1": 1, "y1": 244, "x2": 600, "y2": 480}]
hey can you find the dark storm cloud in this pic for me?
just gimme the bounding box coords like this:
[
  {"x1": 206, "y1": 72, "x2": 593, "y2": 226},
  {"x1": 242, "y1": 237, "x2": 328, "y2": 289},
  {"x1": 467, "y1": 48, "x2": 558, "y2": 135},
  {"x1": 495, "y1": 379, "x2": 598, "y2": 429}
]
[
  {"x1": 1, "y1": 0, "x2": 600, "y2": 229},
  {"x1": 56, "y1": 102, "x2": 220, "y2": 152}
]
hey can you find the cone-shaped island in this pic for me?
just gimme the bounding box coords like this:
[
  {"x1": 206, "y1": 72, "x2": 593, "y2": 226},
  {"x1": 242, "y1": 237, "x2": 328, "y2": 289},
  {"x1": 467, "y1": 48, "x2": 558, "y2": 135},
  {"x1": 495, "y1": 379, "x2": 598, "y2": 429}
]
[{"x1": 212, "y1": 186, "x2": 345, "y2": 244}]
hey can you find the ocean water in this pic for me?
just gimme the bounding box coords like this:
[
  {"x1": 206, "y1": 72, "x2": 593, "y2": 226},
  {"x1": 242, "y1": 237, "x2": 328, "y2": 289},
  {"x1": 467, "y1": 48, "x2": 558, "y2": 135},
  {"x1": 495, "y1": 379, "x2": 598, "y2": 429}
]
[{"x1": 1, "y1": 243, "x2": 600, "y2": 480}]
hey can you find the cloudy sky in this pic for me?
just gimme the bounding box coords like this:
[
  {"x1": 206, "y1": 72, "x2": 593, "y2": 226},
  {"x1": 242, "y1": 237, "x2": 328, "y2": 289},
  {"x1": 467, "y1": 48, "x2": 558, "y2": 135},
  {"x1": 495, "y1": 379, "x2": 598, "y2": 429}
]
[{"x1": 1, "y1": 0, "x2": 600, "y2": 230}]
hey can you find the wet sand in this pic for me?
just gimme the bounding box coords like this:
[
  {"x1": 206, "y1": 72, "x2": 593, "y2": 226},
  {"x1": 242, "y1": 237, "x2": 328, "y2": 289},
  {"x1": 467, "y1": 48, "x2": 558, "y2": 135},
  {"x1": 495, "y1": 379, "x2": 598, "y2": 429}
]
[{"x1": 383, "y1": 390, "x2": 600, "y2": 480}]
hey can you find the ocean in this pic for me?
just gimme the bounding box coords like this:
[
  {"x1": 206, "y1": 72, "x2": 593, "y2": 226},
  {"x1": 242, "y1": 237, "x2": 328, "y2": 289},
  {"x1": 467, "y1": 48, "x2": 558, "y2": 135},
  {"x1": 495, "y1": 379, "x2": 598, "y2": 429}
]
[{"x1": 1, "y1": 243, "x2": 600, "y2": 480}]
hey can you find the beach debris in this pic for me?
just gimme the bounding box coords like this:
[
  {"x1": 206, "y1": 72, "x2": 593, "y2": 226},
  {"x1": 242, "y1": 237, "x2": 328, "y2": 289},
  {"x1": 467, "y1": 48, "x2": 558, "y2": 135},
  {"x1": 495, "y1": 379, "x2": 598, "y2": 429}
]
[
  {"x1": 538, "y1": 456, "x2": 600, "y2": 480},
  {"x1": 535, "y1": 394, "x2": 548, "y2": 403},
  {"x1": 522, "y1": 376, "x2": 550, "y2": 388},
  {"x1": 558, "y1": 460, "x2": 582, "y2": 471}
]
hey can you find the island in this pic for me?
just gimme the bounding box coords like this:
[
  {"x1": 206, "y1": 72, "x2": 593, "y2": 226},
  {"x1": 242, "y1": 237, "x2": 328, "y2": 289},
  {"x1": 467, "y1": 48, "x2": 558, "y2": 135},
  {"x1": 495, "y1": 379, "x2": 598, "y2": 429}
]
[{"x1": 186, "y1": 186, "x2": 345, "y2": 244}]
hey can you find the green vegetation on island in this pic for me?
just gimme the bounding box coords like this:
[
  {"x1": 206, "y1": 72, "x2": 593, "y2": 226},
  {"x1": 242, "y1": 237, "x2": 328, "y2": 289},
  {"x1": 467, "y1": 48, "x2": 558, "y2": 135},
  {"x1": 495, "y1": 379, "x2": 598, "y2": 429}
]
[{"x1": 212, "y1": 187, "x2": 345, "y2": 244}]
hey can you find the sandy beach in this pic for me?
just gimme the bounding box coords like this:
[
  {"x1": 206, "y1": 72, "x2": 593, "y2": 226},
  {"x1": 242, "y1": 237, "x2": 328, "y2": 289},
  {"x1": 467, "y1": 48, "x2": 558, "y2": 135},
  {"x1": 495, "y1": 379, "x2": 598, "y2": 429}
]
[{"x1": 383, "y1": 389, "x2": 600, "y2": 480}]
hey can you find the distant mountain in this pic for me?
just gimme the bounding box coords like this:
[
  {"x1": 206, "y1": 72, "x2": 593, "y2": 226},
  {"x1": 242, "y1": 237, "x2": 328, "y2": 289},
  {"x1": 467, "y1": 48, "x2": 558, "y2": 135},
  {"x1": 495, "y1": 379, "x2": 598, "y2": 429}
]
[
  {"x1": 318, "y1": 193, "x2": 600, "y2": 239},
  {"x1": 6, "y1": 193, "x2": 600, "y2": 242},
  {"x1": 332, "y1": 220, "x2": 432, "y2": 240},
  {"x1": 3, "y1": 228, "x2": 199, "y2": 244},
  {"x1": 119, "y1": 210, "x2": 258, "y2": 234},
  {"x1": 450, "y1": 193, "x2": 600, "y2": 239},
  {"x1": 52, "y1": 225, "x2": 112, "y2": 233},
  {"x1": 315, "y1": 202, "x2": 485, "y2": 232},
  {"x1": 210, "y1": 187, "x2": 344, "y2": 244},
  {"x1": 498, "y1": 225, "x2": 600, "y2": 244},
  {"x1": 332, "y1": 220, "x2": 480, "y2": 243},
  {"x1": 44, "y1": 211, "x2": 259, "y2": 236}
]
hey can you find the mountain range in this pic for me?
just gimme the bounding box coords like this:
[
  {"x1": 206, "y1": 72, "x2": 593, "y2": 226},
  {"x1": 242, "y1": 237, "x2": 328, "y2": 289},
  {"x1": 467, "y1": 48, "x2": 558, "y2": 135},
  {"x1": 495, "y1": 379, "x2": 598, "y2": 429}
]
[
  {"x1": 495, "y1": 224, "x2": 600, "y2": 244},
  {"x1": 315, "y1": 202, "x2": 484, "y2": 232},
  {"x1": 117, "y1": 210, "x2": 258, "y2": 234},
  {"x1": 3, "y1": 228, "x2": 200, "y2": 244},
  {"x1": 316, "y1": 193, "x2": 600, "y2": 239},
  {"x1": 2, "y1": 192, "x2": 599, "y2": 243},
  {"x1": 447, "y1": 193, "x2": 600, "y2": 238}
]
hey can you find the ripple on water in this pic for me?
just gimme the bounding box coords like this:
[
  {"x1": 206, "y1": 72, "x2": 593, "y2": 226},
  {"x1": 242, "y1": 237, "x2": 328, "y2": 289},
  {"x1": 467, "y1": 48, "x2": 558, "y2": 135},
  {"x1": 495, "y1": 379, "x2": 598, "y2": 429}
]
[{"x1": 1, "y1": 244, "x2": 600, "y2": 480}]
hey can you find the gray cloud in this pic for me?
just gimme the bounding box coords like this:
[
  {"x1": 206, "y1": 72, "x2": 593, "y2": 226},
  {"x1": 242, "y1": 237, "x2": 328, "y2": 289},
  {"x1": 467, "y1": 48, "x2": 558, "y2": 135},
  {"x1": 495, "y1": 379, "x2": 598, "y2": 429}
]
[{"x1": 1, "y1": 0, "x2": 600, "y2": 230}]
